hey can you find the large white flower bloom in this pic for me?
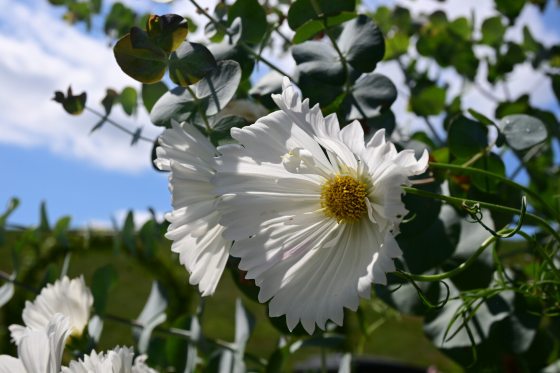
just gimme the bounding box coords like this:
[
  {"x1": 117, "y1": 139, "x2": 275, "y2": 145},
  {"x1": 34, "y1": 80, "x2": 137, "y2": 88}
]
[
  {"x1": 155, "y1": 121, "x2": 231, "y2": 296},
  {"x1": 0, "y1": 313, "x2": 70, "y2": 373},
  {"x1": 214, "y1": 78, "x2": 428, "y2": 333},
  {"x1": 9, "y1": 276, "x2": 93, "y2": 343},
  {"x1": 62, "y1": 346, "x2": 157, "y2": 373}
]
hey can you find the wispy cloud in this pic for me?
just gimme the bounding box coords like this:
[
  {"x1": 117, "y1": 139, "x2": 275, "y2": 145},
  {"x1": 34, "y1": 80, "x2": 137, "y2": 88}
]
[{"x1": 0, "y1": 0, "x2": 162, "y2": 173}]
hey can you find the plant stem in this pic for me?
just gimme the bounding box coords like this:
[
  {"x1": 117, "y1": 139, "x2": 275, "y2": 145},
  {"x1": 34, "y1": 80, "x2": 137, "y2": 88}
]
[
  {"x1": 188, "y1": 0, "x2": 293, "y2": 79},
  {"x1": 422, "y1": 116, "x2": 444, "y2": 146},
  {"x1": 183, "y1": 85, "x2": 212, "y2": 134},
  {"x1": 402, "y1": 186, "x2": 560, "y2": 244},
  {"x1": 394, "y1": 234, "x2": 499, "y2": 282},
  {"x1": 429, "y1": 162, "x2": 560, "y2": 222},
  {"x1": 86, "y1": 107, "x2": 154, "y2": 143}
]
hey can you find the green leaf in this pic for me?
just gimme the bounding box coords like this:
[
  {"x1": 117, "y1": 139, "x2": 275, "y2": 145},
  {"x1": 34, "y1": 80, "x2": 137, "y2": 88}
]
[
  {"x1": 471, "y1": 153, "x2": 506, "y2": 194},
  {"x1": 101, "y1": 88, "x2": 118, "y2": 115},
  {"x1": 113, "y1": 32, "x2": 168, "y2": 84},
  {"x1": 467, "y1": 108, "x2": 495, "y2": 126},
  {"x1": 448, "y1": 115, "x2": 488, "y2": 159},
  {"x1": 287, "y1": 0, "x2": 356, "y2": 30},
  {"x1": 208, "y1": 22, "x2": 254, "y2": 81},
  {"x1": 446, "y1": 208, "x2": 495, "y2": 291},
  {"x1": 292, "y1": 41, "x2": 344, "y2": 105},
  {"x1": 550, "y1": 74, "x2": 560, "y2": 104},
  {"x1": 0, "y1": 274, "x2": 15, "y2": 309},
  {"x1": 384, "y1": 31, "x2": 409, "y2": 60},
  {"x1": 398, "y1": 206, "x2": 457, "y2": 275},
  {"x1": 195, "y1": 60, "x2": 242, "y2": 115},
  {"x1": 400, "y1": 180, "x2": 442, "y2": 237},
  {"x1": 104, "y1": 2, "x2": 136, "y2": 38},
  {"x1": 150, "y1": 60, "x2": 241, "y2": 126},
  {"x1": 142, "y1": 82, "x2": 168, "y2": 113},
  {"x1": 249, "y1": 71, "x2": 283, "y2": 108},
  {"x1": 121, "y1": 210, "x2": 136, "y2": 254},
  {"x1": 481, "y1": 16, "x2": 505, "y2": 47},
  {"x1": 135, "y1": 281, "x2": 168, "y2": 353},
  {"x1": 338, "y1": 15, "x2": 385, "y2": 73},
  {"x1": 227, "y1": 0, "x2": 267, "y2": 45},
  {"x1": 92, "y1": 264, "x2": 118, "y2": 316},
  {"x1": 165, "y1": 315, "x2": 193, "y2": 373},
  {"x1": 146, "y1": 14, "x2": 188, "y2": 53},
  {"x1": 39, "y1": 201, "x2": 50, "y2": 233},
  {"x1": 293, "y1": 12, "x2": 357, "y2": 44},
  {"x1": 495, "y1": 0, "x2": 526, "y2": 23},
  {"x1": 212, "y1": 115, "x2": 248, "y2": 132},
  {"x1": 168, "y1": 42, "x2": 217, "y2": 86},
  {"x1": 119, "y1": 86, "x2": 137, "y2": 116},
  {"x1": 409, "y1": 85, "x2": 446, "y2": 116},
  {"x1": 53, "y1": 86, "x2": 87, "y2": 115},
  {"x1": 499, "y1": 114, "x2": 548, "y2": 150},
  {"x1": 233, "y1": 299, "x2": 255, "y2": 372},
  {"x1": 345, "y1": 73, "x2": 397, "y2": 120},
  {"x1": 0, "y1": 198, "x2": 20, "y2": 228}
]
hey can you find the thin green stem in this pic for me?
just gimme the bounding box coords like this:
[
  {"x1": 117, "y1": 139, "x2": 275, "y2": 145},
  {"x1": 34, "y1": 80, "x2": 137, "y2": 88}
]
[
  {"x1": 184, "y1": 85, "x2": 212, "y2": 134},
  {"x1": 402, "y1": 186, "x2": 560, "y2": 244},
  {"x1": 188, "y1": 0, "x2": 293, "y2": 79},
  {"x1": 85, "y1": 107, "x2": 154, "y2": 143},
  {"x1": 394, "y1": 234, "x2": 499, "y2": 282},
  {"x1": 422, "y1": 116, "x2": 444, "y2": 146},
  {"x1": 429, "y1": 162, "x2": 560, "y2": 222}
]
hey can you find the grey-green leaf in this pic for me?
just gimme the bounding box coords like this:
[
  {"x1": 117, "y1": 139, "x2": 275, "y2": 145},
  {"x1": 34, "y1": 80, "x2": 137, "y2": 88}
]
[
  {"x1": 499, "y1": 114, "x2": 548, "y2": 150},
  {"x1": 338, "y1": 14, "x2": 385, "y2": 73},
  {"x1": 345, "y1": 73, "x2": 397, "y2": 120}
]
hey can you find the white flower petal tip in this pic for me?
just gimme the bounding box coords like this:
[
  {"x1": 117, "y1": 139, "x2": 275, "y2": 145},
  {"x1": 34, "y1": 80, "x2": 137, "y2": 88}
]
[
  {"x1": 61, "y1": 346, "x2": 158, "y2": 373},
  {"x1": 156, "y1": 122, "x2": 231, "y2": 297},
  {"x1": 10, "y1": 276, "x2": 93, "y2": 344},
  {"x1": 215, "y1": 79, "x2": 429, "y2": 334},
  {"x1": 6, "y1": 313, "x2": 71, "y2": 373}
]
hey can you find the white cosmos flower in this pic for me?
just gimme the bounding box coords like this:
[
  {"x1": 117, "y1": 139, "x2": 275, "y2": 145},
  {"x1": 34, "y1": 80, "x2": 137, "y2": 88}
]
[
  {"x1": 155, "y1": 121, "x2": 231, "y2": 296},
  {"x1": 9, "y1": 276, "x2": 93, "y2": 344},
  {"x1": 0, "y1": 313, "x2": 71, "y2": 373},
  {"x1": 214, "y1": 78, "x2": 428, "y2": 334},
  {"x1": 62, "y1": 346, "x2": 158, "y2": 373}
]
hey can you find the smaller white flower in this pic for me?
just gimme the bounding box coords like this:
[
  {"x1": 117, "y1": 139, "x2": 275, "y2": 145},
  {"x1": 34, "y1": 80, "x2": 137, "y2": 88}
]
[
  {"x1": 9, "y1": 276, "x2": 93, "y2": 344},
  {"x1": 0, "y1": 313, "x2": 71, "y2": 373},
  {"x1": 62, "y1": 346, "x2": 157, "y2": 373},
  {"x1": 155, "y1": 121, "x2": 231, "y2": 296}
]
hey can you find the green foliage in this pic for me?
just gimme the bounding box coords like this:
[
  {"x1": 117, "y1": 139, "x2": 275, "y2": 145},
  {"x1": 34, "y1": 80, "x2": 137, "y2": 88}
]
[
  {"x1": 53, "y1": 86, "x2": 87, "y2": 115},
  {"x1": 37, "y1": 0, "x2": 560, "y2": 371},
  {"x1": 92, "y1": 264, "x2": 118, "y2": 316}
]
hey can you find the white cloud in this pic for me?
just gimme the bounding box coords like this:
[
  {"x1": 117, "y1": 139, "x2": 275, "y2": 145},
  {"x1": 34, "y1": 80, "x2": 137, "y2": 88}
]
[{"x1": 0, "y1": 0, "x2": 163, "y2": 174}]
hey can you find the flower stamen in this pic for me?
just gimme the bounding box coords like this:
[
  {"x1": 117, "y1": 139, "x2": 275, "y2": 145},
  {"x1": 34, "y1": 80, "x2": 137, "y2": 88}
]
[{"x1": 321, "y1": 175, "x2": 368, "y2": 223}]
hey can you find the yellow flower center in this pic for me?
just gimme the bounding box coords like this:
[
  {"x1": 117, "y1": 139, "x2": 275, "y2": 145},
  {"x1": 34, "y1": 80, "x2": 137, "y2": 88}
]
[{"x1": 321, "y1": 175, "x2": 368, "y2": 223}]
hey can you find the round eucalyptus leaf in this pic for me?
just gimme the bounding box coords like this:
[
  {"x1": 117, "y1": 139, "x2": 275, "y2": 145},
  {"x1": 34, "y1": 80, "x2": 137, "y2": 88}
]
[
  {"x1": 345, "y1": 73, "x2": 397, "y2": 120},
  {"x1": 409, "y1": 85, "x2": 446, "y2": 117},
  {"x1": 471, "y1": 153, "x2": 506, "y2": 194},
  {"x1": 287, "y1": 0, "x2": 356, "y2": 31},
  {"x1": 499, "y1": 114, "x2": 548, "y2": 151},
  {"x1": 227, "y1": 0, "x2": 267, "y2": 45},
  {"x1": 149, "y1": 87, "x2": 199, "y2": 127},
  {"x1": 168, "y1": 42, "x2": 218, "y2": 86},
  {"x1": 292, "y1": 12, "x2": 357, "y2": 44},
  {"x1": 142, "y1": 81, "x2": 168, "y2": 113},
  {"x1": 113, "y1": 32, "x2": 168, "y2": 84},
  {"x1": 448, "y1": 115, "x2": 488, "y2": 159},
  {"x1": 196, "y1": 60, "x2": 242, "y2": 116},
  {"x1": 338, "y1": 14, "x2": 385, "y2": 73}
]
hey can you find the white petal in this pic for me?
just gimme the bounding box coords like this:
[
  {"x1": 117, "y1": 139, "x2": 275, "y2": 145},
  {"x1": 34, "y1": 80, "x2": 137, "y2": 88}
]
[
  {"x1": 0, "y1": 356, "x2": 26, "y2": 373},
  {"x1": 157, "y1": 122, "x2": 232, "y2": 296}
]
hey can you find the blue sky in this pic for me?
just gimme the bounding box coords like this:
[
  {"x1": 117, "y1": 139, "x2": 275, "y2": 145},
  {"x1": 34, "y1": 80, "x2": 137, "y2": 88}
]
[{"x1": 1, "y1": 0, "x2": 559, "y2": 228}]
